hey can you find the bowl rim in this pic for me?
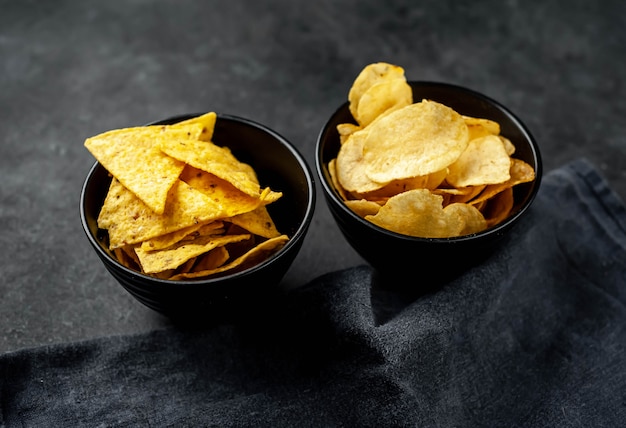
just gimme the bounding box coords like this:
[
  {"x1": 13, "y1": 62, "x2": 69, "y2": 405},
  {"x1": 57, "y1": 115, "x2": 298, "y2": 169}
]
[
  {"x1": 315, "y1": 80, "x2": 543, "y2": 244},
  {"x1": 80, "y1": 112, "x2": 316, "y2": 286}
]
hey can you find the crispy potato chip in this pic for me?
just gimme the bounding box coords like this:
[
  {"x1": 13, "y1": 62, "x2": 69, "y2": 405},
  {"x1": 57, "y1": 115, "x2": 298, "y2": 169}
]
[
  {"x1": 463, "y1": 115, "x2": 501, "y2": 140},
  {"x1": 356, "y1": 78, "x2": 413, "y2": 127},
  {"x1": 336, "y1": 123, "x2": 362, "y2": 144},
  {"x1": 443, "y1": 203, "x2": 488, "y2": 235},
  {"x1": 499, "y1": 136, "x2": 516, "y2": 156},
  {"x1": 336, "y1": 129, "x2": 389, "y2": 193},
  {"x1": 362, "y1": 100, "x2": 469, "y2": 182},
  {"x1": 470, "y1": 158, "x2": 536, "y2": 206},
  {"x1": 348, "y1": 62, "x2": 407, "y2": 123},
  {"x1": 345, "y1": 199, "x2": 382, "y2": 218},
  {"x1": 482, "y1": 187, "x2": 515, "y2": 228},
  {"x1": 446, "y1": 135, "x2": 512, "y2": 187},
  {"x1": 328, "y1": 159, "x2": 349, "y2": 201},
  {"x1": 135, "y1": 233, "x2": 251, "y2": 274},
  {"x1": 365, "y1": 189, "x2": 486, "y2": 238},
  {"x1": 85, "y1": 124, "x2": 204, "y2": 214}
]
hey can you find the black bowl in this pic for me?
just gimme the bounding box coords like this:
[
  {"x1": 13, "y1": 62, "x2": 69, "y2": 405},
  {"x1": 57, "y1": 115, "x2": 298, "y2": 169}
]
[
  {"x1": 316, "y1": 81, "x2": 542, "y2": 284},
  {"x1": 81, "y1": 113, "x2": 315, "y2": 320}
]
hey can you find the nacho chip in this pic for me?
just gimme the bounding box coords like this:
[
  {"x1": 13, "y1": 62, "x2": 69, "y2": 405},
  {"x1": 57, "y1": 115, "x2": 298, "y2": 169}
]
[
  {"x1": 98, "y1": 178, "x2": 230, "y2": 249},
  {"x1": 172, "y1": 111, "x2": 217, "y2": 142},
  {"x1": 159, "y1": 138, "x2": 262, "y2": 197},
  {"x1": 227, "y1": 206, "x2": 281, "y2": 239},
  {"x1": 135, "y1": 233, "x2": 251, "y2": 274},
  {"x1": 171, "y1": 234, "x2": 289, "y2": 280},
  {"x1": 85, "y1": 124, "x2": 204, "y2": 214}
]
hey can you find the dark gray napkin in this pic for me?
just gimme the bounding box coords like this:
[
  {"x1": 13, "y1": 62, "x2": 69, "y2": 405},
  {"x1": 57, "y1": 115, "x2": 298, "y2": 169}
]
[{"x1": 2, "y1": 158, "x2": 625, "y2": 427}]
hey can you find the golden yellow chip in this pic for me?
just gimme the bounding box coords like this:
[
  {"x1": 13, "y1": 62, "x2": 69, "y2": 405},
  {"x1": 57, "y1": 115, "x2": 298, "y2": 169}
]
[
  {"x1": 362, "y1": 100, "x2": 469, "y2": 182},
  {"x1": 364, "y1": 189, "x2": 486, "y2": 238},
  {"x1": 87, "y1": 112, "x2": 289, "y2": 279},
  {"x1": 328, "y1": 159, "x2": 349, "y2": 201},
  {"x1": 159, "y1": 138, "x2": 262, "y2": 197},
  {"x1": 336, "y1": 129, "x2": 389, "y2": 193},
  {"x1": 348, "y1": 62, "x2": 407, "y2": 123},
  {"x1": 99, "y1": 178, "x2": 230, "y2": 249},
  {"x1": 139, "y1": 220, "x2": 224, "y2": 251},
  {"x1": 446, "y1": 135, "x2": 512, "y2": 187},
  {"x1": 344, "y1": 199, "x2": 382, "y2": 218},
  {"x1": 483, "y1": 187, "x2": 515, "y2": 228},
  {"x1": 470, "y1": 158, "x2": 536, "y2": 206},
  {"x1": 227, "y1": 206, "x2": 281, "y2": 239},
  {"x1": 135, "y1": 233, "x2": 251, "y2": 274},
  {"x1": 463, "y1": 115, "x2": 501, "y2": 140},
  {"x1": 336, "y1": 123, "x2": 362, "y2": 144},
  {"x1": 356, "y1": 78, "x2": 413, "y2": 127},
  {"x1": 85, "y1": 124, "x2": 204, "y2": 214},
  {"x1": 171, "y1": 234, "x2": 289, "y2": 280},
  {"x1": 194, "y1": 246, "x2": 230, "y2": 271},
  {"x1": 172, "y1": 111, "x2": 217, "y2": 142}
]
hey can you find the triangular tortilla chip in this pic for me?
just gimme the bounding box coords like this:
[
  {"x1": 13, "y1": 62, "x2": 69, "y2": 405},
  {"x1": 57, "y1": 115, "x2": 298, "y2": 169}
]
[
  {"x1": 98, "y1": 178, "x2": 229, "y2": 249},
  {"x1": 84, "y1": 123, "x2": 204, "y2": 214},
  {"x1": 159, "y1": 138, "x2": 261, "y2": 197}
]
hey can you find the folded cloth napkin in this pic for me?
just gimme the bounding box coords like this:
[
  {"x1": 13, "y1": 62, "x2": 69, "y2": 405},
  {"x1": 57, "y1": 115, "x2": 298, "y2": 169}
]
[{"x1": 2, "y1": 158, "x2": 625, "y2": 427}]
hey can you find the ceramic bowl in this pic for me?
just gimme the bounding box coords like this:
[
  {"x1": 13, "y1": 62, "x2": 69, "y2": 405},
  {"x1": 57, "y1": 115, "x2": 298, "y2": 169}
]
[
  {"x1": 316, "y1": 81, "x2": 542, "y2": 284},
  {"x1": 81, "y1": 113, "x2": 315, "y2": 320}
]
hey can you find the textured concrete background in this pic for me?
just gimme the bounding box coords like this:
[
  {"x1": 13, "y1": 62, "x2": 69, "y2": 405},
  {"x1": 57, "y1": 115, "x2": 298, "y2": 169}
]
[{"x1": 1, "y1": 0, "x2": 625, "y2": 353}]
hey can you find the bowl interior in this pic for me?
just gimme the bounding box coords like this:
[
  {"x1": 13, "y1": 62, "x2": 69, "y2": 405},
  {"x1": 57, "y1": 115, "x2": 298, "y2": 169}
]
[
  {"x1": 317, "y1": 81, "x2": 542, "y2": 241},
  {"x1": 81, "y1": 113, "x2": 315, "y2": 287}
]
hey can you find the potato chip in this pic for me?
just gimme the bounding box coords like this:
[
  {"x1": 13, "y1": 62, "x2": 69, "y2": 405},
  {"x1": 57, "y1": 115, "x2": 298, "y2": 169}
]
[
  {"x1": 463, "y1": 115, "x2": 501, "y2": 140},
  {"x1": 446, "y1": 135, "x2": 512, "y2": 187},
  {"x1": 365, "y1": 189, "x2": 486, "y2": 238},
  {"x1": 344, "y1": 199, "x2": 382, "y2": 218},
  {"x1": 328, "y1": 62, "x2": 537, "y2": 239},
  {"x1": 336, "y1": 123, "x2": 362, "y2": 144},
  {"x1": 348, "y1": 62, "x2": 407, "y2": 123},
  {"x1": 469, "y1": 158, "x2": 536, "y2": 206},
  {"x1": 362, "y1": 100, "x2": 469, "y2": 182},
  {"x1": 482, "y1": 187, "x2": 515, "y2": 228},
  {"x1": 336, "y1": 129, "x2": 389, "y2": 193},
  {"x1": 356, "y1": 78, "x2": 413, "y2": 127}
]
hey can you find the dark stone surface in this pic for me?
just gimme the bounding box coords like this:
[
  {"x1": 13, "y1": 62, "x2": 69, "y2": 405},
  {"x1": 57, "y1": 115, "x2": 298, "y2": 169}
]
[{"x1": 1, "y1": 0, "x2": 624, "y2": 353}]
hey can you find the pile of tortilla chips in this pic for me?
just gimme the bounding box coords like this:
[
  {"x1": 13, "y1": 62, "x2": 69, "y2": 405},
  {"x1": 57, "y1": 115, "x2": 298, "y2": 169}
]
[
  {"x1": 328, "y1": 62, "x2": 536, "y2": 238},
  {"x1": 84, "y1": 112, "x2": 289, "y2": 280}
]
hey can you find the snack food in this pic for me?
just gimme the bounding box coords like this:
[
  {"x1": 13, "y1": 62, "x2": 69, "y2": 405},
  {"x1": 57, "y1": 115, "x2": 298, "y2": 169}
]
[
  {"x1": 329, "y1": 63, "x2": 536, "y2": 238},
  {"x1": 84, "y1": 112, "x2": 288, "y2": 280}
]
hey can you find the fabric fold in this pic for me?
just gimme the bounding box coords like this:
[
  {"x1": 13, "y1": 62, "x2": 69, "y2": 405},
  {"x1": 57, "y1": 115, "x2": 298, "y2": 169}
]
[{"x1": 1, "y1": 158, "x2": 626, "y2": 427}]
